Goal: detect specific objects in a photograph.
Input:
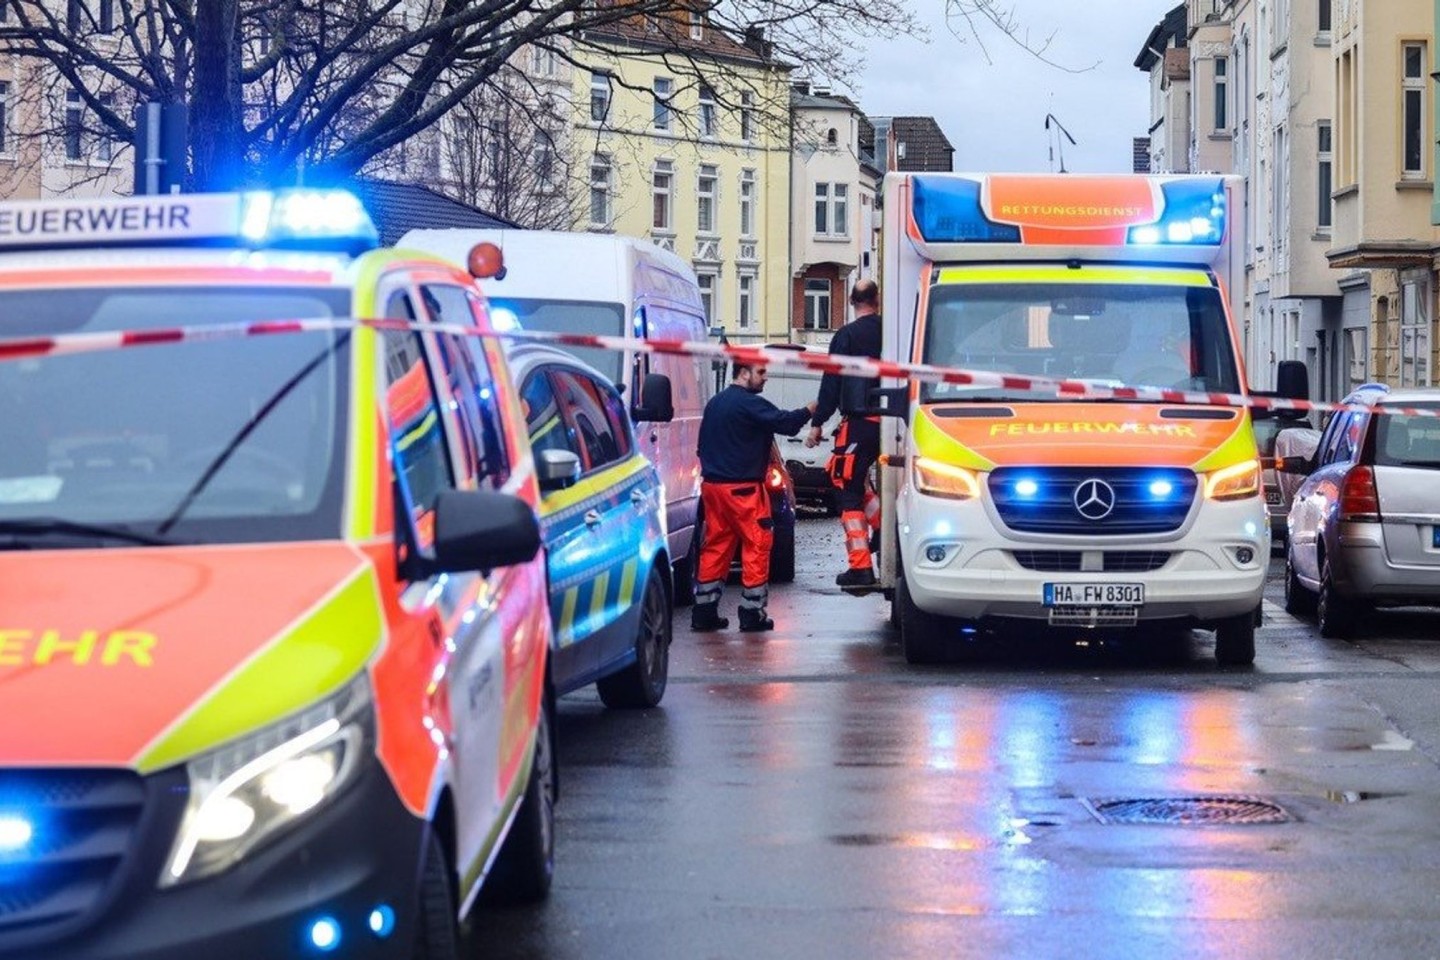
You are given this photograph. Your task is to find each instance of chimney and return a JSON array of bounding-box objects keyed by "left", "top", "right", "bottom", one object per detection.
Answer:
[{"left": 743, "top": 24, "right": 772, "bottom": 58}]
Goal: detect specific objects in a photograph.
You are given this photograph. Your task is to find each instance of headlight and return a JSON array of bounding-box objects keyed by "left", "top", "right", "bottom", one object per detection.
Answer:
[
  {"left": 1204, "top": 459, "right": 1261, "bottom": 501},
  {"left": 913, "top": 457, "right": 980, "bottom": 500},
  {"left": 161, "top": 674, "right": 373, "bottom": 887}
]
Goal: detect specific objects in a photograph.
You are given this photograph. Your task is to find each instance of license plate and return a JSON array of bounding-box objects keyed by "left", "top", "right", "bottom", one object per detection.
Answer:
[
  {"left": 1265, "top": 490, "right": 1281, "bottom": 505},
  {"left": 1043, "top": 582, "right": 1145, "bottom": 606},
  {"left": 1433, "top": 527, "right": 1440, "bottom": 548}
]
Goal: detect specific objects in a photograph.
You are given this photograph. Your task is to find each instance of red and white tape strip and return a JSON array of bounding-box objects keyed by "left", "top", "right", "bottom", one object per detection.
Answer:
[{"left": 0, "top": 316, "right": 1435, "bottom": 420}]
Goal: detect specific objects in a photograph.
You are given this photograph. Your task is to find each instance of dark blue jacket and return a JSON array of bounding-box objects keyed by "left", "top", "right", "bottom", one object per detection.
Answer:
[{"left": 698, "top": 385, "right": 811, "bottom": 482}]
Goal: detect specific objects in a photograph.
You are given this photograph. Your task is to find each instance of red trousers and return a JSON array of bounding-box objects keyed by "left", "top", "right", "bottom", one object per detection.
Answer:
[{"left": 697, "top": 480, "right": 773, "bottom": 592}]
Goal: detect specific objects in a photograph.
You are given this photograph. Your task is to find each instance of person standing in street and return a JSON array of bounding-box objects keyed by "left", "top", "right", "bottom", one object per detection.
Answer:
[
  {"left": 693, "top": 361, "right": 816, "bottom": 633},
  {"left": 805, "top": 279, "right": 883, "bottom": 589}
]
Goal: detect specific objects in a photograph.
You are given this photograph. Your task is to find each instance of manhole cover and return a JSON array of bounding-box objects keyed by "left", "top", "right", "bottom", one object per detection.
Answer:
[{"left": 1082, "top": 796, "right": 1294, "bottom": 825}]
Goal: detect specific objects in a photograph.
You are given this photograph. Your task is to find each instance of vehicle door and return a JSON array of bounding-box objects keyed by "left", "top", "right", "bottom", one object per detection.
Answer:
[
  {"left": 1293, "top": 409, "right": 1358, "bottom": 580},
  {"left": 547, "top": 366, "right": 651, "bottom": 669},
  {"left": 638, "top": 306, "right": 705, "bottom": 557},
  {"left": 1371, "top": 407, "right": 1440, "bottom": 568},
  {"left": 389, "top": 281, "right": 514, "bottom": 889},
  {"left": 522, "top": 366, "right": 602, "bottom": 688}
]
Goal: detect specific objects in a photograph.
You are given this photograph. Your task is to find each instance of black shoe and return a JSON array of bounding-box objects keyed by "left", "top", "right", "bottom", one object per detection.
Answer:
[
  {"left": 738, "top": 608, "right": 774, "bottom": 632},
  {"left": 835, "top": 568, "right": 877, "bottom": 588},
  {"left": 690, "top": 603, "right": 729, "bottom": 632}
]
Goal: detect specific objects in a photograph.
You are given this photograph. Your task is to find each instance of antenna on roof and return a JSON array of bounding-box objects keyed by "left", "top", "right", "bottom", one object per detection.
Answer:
[{"left": 1043, "top": 113, "right": 1077, "bottom": 174}]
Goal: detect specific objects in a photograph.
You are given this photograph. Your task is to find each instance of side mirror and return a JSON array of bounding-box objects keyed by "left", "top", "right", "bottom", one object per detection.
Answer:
[
  {"left": 432, "top": 490, "right": 540, "bottom": 573},
  {"left": 536, "top": 448, "right": 581, "bottom": 491},
  {"left": 631, "top": 373, "right": 674, "bottom": 423},
  {"left": 1274, "top": 454, "right": 1317, "bottom": 476},
  {"left": 866, "top": 386, "right": 910, "bottom": 422},
  {"left": 1276, "top": 359, "right": 1309, "bottom": 401}
]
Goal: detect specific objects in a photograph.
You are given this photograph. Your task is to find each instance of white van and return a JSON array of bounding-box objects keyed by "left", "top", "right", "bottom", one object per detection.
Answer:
[{"left": 399, "top": 228, "right": 713, "bottom": 603}]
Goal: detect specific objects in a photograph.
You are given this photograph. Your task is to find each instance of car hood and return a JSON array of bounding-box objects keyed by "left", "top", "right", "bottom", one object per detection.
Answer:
[
  {"left": 912, "top": 402, "right": 1255, "bottom": 471},
  {"left": 0, "top": 542, "right": 384, "bottom": 772}
]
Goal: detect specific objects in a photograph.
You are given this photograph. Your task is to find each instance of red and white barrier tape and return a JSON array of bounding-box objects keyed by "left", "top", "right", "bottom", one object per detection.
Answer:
[{"left": 0, "top": 316, "right": 1435, "bottom": 421}]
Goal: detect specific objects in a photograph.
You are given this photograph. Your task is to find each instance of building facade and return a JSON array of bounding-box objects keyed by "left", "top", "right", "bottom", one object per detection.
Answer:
[{"left": 1135, "top": 4, "right": 1191, "bottom": 174}]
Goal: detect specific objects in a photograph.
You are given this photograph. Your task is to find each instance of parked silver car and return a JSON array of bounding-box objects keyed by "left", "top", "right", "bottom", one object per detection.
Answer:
[{"left": 1281, "top": 384, "right": 1440, "bottom": 637}]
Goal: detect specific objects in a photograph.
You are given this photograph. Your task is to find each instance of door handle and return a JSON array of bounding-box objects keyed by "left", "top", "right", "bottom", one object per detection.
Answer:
[{"left": 584, "top": 509, "right": 602, "bottom": 527}]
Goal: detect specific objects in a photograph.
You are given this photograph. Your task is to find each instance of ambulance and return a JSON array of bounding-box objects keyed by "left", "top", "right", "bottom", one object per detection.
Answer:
[
  {"left": 874, "top": 173, "right": 1307, "bottom": 666},
  {"left": 0, "top": 191, "right": 554, "bottom": 958}
]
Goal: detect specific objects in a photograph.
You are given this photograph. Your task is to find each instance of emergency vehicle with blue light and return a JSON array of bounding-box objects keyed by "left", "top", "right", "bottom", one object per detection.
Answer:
[
  {"left": 874, "top": 173, "right": 1307, "bottom": 665},
  {"left": 0, "top": 190, "right": 554, "bottom": 959}
]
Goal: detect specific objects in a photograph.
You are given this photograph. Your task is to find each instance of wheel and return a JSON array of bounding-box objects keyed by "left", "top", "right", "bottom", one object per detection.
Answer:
[
  {"left": 597, "top": 567, "right": 671, "bottom": 708},
  {"left": 1317, "top": 557, "right": 1357, "bottom": 639},
  {"left": 482, "top": 687, "right": 556, "bottom": 903},
  {"left": 1214, "top": 609, "right": 1257, "bottom": 666},
  {"left": 898, "top": 570, "right": 950, "bottom": 665},
  {"left": 1283, "top": 550, "right": 1316, "bottom": 616},
  {"left": 412, "top": 829, "right": 460, "bottom": 959},
  {"left": 769, "top": 523, "right": 795, "bottom": 584}
]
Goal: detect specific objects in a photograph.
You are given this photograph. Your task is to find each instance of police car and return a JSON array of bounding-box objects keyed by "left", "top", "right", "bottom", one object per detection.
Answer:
[{"left": 0, "top": 191, "right": 554, "bottom": 958}]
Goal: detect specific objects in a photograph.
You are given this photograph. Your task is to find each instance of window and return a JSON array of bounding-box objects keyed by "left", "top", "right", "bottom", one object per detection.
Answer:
[
  {"left": 532, "top": 44, "right": 557, "bottom": 77},
  {"left": 1318, "top": 0, "right": 1331, "bottom": 34},
  {"left": 1214, "top": 57, "right": 1228, "bottom": 131},
  {"left": 1402, "top": 42, "right": 1426, "bottom": 178},
  {"left": 653, "top": 77, "right": 672, "bottom": 132},
  {"left": 739, "top": 170, "right": 756, "bottom": 237},
  {"left": 552, "top": 370, "right": 626, "bottom": 471},
  {"left": 422, "top": 285, "right": 510, "bottom": 488},
  {"left": 652, "top": 160, "right": 673, "bottom": 232},
  {"left": 590, "top": 72, "right": 610, "bottom": 123},
  {"left": 1401, "top": 275, "right": 1431, "bottom": 386},
  {"left": 535, "top": 139, "right": 555, "bottom": 190},
  {"left": 740, "top": 91, "right": 755, "bottom": 142},
  {"left": 814, "top": 183, "right": 830, "bottom": 234},
  {"left": 804, "top": 279, "right": 831, "bottom": 330},
  {"left": 64, "top": 90, "right": 82, "bottom": 161},
  {"left": 689, "top": 11, "right": 703, "bottom": 40},
  {"left": 697, "top": 165, "right": 717, "bottom": 234},
  {"left": 697, "top": 272, "right": 716, "bottom": 322},
  {"left": 383, "top": 331, "right": 452, "bottom": 560},
  {"left": 0, "top": 82, "right": 9, "bottom": 154},
  {"left": 522, "top": 371, "right": 574, "bottom": 461},
  {"left": 589, "top": 154, "right": 611, "bottom": 227},
  {"left": 484, "top": 120, "right": 505, "bottom": 182},
  {"left": 1317, "top": 121, "right": 1333, "bottom": 229},
  {"left": 1345, "top": 327, "right": 1368, "bottom": 390},
  {"left": 1272, "top": 124, "right": 1286, "bottom": 257},
  {"left": 737, "top": 274, "right": 755, "bottom": 330},
  {"left": 833, "top": 184, "right": 849, "bottom": 237},
  {"left": 96, "top": 92, "right": 115, "bottom": 162},
  {"left": 699, "top": 84, "right": 717, "bottom": 138}
]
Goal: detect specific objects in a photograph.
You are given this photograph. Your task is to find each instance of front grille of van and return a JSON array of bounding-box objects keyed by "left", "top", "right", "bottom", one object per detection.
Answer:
[
  {"left": 0, "top": 769, "right": 145, "bottom": 949},
  {"left": 989, "top": 467, "right": 1197, "bottom": 535},
  {"left": 1012, "top": 550, "right": 1172, "bottom": 573}
]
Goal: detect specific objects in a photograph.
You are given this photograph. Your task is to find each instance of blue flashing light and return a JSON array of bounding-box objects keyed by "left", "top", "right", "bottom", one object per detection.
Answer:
[
  {"left": 1127, "top": 178, "right": 1226, "bottom": 247},
  {"left": 240, "top": 189, "right": 378, "bottom": 253},
  {"left": 488, "top": 305, "right": 521, "bottom": 332},
  {"left": 912, "top": 176, "right": 1022, "bottom": 244},
  {"left": 308, "top": 917, "right": 342, "bottom": 952},
  {"left": 1149, "top": 480, "right": 1174, "bottom": 498},
  {"left": 1014, "top": 478, "right": 1039, "bottom": 499},
  {"left": 0, "top": 815, "right": 33, "bottom": 853},
  {"left": 368, "top": 905, "right": 396, "bottom": 939}
]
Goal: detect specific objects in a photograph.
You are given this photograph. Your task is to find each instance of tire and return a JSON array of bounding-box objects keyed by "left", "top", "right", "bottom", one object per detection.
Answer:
[
  {"left": 483, "top": 687, "right": 556, "bottom": 903},
  {"left": 1317, "top": 557, "right": 1357, "bottom": 639},
  {"left": 596, "top": 567, "right": 672, "bottom": 708},
  {"left": 1283, "top": 550, "right": 1316, "bottom": 616},
  {"left": 412, "top": 829, "right": 460, "bottom": 960},
  {"left": 1214, "top": 609, "right": 1257, "bottom": 666},
  {"left": 898, "top": 570, "right": 949, "bottom": 665},
  {"left": 769, "top": 523, "right": 795, "bottom": 584}
]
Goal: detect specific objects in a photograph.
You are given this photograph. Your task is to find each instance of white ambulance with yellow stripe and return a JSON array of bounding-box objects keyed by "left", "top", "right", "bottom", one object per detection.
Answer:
[{"left": 874, "top": 173, "right": 1308, "bottom": 665}]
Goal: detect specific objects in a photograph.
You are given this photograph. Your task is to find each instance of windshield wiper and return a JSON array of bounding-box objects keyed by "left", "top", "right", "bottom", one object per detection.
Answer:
[{"left": 0, "top": 518, "right": 180, "bottom": 548}]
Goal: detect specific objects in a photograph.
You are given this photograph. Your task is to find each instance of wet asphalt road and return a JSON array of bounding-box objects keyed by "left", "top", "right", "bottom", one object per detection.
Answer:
[{"left": 472, "top": 515, "right": 1440, "bottom": 960}]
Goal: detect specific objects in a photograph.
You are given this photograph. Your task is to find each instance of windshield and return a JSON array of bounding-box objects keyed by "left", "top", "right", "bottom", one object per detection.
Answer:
[
  {"left": 0, "top": 285, "right": 350, "bottom": 546},
  {"left": 920, "top": 281, "right": 1241, "bottom": 403},
  {"left": 1375, "top": 405, "right": 1440, "bottom": 468},
  {"left": 492, "top": 298, "right": 625, "bottom": 382}
]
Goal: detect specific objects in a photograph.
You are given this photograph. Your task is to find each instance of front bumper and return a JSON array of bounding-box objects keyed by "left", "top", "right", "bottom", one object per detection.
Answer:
[
  {"left": 897, "top": 487, "right": 1268, "bottom": 624},
  {"left": 3, "top": 758, "right": 427, "bottom": 960}
]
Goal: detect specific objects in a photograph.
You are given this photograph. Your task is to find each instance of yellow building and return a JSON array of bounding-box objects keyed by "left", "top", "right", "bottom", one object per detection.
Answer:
[{"left": 571, "top": 13, "right": 792, "bottom": 344}]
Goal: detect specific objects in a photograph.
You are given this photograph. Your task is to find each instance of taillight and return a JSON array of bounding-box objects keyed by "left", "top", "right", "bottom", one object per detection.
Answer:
[
  {"left": 1339, "top": 465, "right": 1380, "bottom": 521},
  {"left": 767, "top": 466, "right": 785, "bottom": 490}
]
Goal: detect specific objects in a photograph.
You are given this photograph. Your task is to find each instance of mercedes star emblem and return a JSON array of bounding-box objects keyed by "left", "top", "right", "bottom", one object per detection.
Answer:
[{"left": 1073, "top": 478, "right": 1117, "bottom": 520}]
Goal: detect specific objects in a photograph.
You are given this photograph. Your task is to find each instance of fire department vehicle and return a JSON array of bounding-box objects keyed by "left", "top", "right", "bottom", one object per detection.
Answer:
[
  {"left": 873, "top": 173, "right": 1306, "bottom": 666},
  {"left": 0, "top": 190, "right": 553, "bottom": 959}
]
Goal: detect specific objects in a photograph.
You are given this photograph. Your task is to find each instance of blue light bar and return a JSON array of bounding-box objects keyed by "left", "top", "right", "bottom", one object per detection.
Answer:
[
  {"left": 241, "top": 190, "right": 378, "bottom": 253},
  {"left": 912, "top": 176, "right": 1022, "bottom": 244},
  {"left": 1127, "top": 178, "right": 1226, "bottom": 246},
  {"left": 0, "top": 814, "right": 33, "bottom": 854}
]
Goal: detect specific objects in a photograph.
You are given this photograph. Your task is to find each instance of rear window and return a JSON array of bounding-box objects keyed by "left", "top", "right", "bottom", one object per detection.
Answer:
[{"left": 1375, "top": 406, "right": 1440, "bottom": 468}]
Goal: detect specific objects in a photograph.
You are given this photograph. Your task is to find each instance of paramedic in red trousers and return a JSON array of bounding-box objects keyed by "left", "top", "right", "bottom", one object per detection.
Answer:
[
  {"left": 805, "top": 279, "right": 883, "bottom": 589},
  {"left": 692, "top": 361, "right": 817, "bottom": 633}
]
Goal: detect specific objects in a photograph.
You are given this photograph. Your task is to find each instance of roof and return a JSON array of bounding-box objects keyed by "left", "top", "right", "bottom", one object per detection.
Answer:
[
  {"left": 348, "top": 179, "right": 517, "bottom": 246},
  {"left": 885, "top": 117, "right": 955, "bottom": 173},
  {"left": 580, "top": 8, "right": 781, "bottom": 69},
  {"left": 791, "top": 91, "right": 859, "bottom": 112},
  {"left": 1134, "top": 4, "right": 1187, "bottom": 71}
]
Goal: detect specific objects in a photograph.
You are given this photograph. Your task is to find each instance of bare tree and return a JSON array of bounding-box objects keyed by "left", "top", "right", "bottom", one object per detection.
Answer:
[{"left": 0, "top": 1, "right": 1067, "bottom": 192}]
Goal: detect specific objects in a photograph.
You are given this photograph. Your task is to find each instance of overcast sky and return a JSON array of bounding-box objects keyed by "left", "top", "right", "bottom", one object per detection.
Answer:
[{"left": 846, "top": 0, "right": 1181, "bottom": 174}]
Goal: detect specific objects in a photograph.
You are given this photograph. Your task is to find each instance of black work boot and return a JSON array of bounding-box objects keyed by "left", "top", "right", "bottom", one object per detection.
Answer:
[
  {"left": 835, "top": 568, "right": 877, "bottom": 588},
  {"left": 690, "top": 602, "right": 729, "bottom": 632},
  {"left": 738, "top": 607, "right": 774, "bottom": 632}
]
